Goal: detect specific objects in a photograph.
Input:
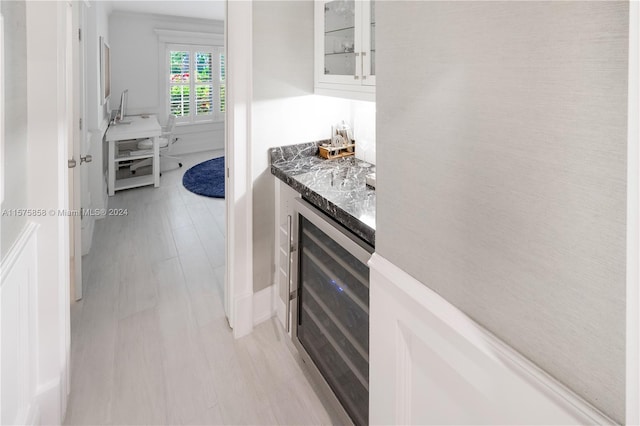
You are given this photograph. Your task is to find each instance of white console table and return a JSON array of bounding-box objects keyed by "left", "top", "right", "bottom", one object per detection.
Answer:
[{"left": 104, "top": 115, "right": 161, "bottom": 196}]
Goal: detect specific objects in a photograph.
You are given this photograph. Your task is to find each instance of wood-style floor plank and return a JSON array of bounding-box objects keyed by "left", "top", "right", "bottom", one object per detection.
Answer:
[
  {"left": 65, "top": 151, "right": 333, "bottom": 426},
  {"left": 111, "top": 308, "right": 167, "bottom": 425}
]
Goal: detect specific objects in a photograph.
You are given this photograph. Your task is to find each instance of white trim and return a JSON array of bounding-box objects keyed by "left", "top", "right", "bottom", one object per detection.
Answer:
[
  {"left": 277, "top": 297, "right": 287, "bottom": 334},
  {"left": 80, "top": 211, "right": 94, "bottom": 256},
  {"left": 234, "top": 291, "right": 254, "bottom": 335},
  {"left": 35, "top": 377, "right": 62, "bottom": 426},
  {"left": 226, "top": 0, "right": 254, "bottom": 338},
  {"left": 253, "top": 284, "right": 277, "bottom": 326},
  {"left": 157, "top": 30, "right": 224, "bottom": 127},
  {"left": 155, "top": 29, "right": 223, "bottom": 46},
  {"left": 369, "top": 253, "right": 615, "bottom": 425},
  {"left": 59, "top": 2, "right": 72, "bottom": 418},
  {"left": 165, "top": 44, "right": 224, "bottom": 125},
  {"left": 0, "top": 222, "right": 39, "bottom": 426},
  {"left": 315, "top": 86, "right": 375, "bottom": 102},
  {"left": 23, "top": 403, "right": 41, "bottom": 426},
  {"left": 21, "top": 3, "right": 71, "bottom": 424},
  {"left": 0, "top": 222, "right": 39, "bottom": 280},
  {"left": 627, "top": 1, "right": 640, "bottom": 424}
]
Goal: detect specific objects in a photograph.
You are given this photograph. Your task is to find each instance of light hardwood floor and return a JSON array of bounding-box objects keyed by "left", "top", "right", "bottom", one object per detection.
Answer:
[{"left": 65, "top": 151, "right": 335, "bottom": 425}]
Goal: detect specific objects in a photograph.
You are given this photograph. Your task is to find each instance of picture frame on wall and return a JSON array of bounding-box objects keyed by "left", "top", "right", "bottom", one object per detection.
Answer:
[{"left": 100, "top": 36, "right": 111, "bottom": 105}]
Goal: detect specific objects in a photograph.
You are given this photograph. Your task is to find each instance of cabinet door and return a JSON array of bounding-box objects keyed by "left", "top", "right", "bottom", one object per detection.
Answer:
[
  {"left": 316, "top": 0, "right": 362, "bottom": 85},
  {"left": 361, "top": 0, "right": 375, "bottom": 86},
  {"left": 315, "top": 0, "right": 375, "bottom": 101}
]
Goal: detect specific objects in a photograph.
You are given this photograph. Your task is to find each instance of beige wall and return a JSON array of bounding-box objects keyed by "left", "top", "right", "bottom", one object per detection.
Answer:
[
  {"left": 1, "top": 0, "right": 28, "bottom": 259},
  {"left": 376, "top": 1, "right": 628, "bottom": 422},
  {"left": 251, "top": 1, "right": 356, "bottom": 292}
]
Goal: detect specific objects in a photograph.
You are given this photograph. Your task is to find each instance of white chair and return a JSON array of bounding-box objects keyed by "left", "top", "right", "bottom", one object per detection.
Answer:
[{"left": 130, "top": 114, "right": 182, "bottom": 174}]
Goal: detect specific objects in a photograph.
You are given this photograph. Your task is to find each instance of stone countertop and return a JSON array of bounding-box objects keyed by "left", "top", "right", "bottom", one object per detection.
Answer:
[{"left": 270, "top": 141, "right": 376, "bottom": 247}]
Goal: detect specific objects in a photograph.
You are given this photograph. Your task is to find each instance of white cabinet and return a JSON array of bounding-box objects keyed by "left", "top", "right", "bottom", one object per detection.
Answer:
[
  {"left": 104, "top": 115, "right": 161, "bottom": 196},
  {"left": 314, "top": 0, "right": 376, "bottom": 101}
]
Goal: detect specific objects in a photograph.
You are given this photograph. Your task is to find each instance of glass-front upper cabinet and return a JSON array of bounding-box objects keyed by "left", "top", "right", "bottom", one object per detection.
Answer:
[{"left": 315, "top": 0, "right": 375, "bottom": 101}]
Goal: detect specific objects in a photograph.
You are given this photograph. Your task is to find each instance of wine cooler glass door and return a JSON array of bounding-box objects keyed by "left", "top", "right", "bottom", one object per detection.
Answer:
[{"left": 291, "top": 198, "right": 372, "bottom": 426}]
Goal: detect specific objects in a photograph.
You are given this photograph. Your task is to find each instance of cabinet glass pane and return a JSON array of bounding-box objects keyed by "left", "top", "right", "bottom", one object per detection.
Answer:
[
  {"left": 370, "top": 0, "right": 375, "bottom": 76},
  {"left": 297, "top": 216, "right": 369, "bottom": 426},
  {"left": 324, "top": 0, "right": 356, "bottom": 76}
]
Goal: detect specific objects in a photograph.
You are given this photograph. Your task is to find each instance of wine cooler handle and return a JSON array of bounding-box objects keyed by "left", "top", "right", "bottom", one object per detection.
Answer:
[{"left": 286, "top": 214, "right": 293, "bottom": 333}]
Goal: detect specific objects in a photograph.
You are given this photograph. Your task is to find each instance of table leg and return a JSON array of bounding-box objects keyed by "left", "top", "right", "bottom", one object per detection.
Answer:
[
  {"left": 153, "top": 136, "right": 160, "bottom": 188},
  {"left": 108, "top": 140, "right": 115, "bottom": 196}
]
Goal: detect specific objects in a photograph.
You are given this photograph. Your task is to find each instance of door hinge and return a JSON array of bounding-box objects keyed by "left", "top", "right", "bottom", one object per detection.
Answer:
[
  {"left": 79, "top": 118, "right": 83, "bottom": 130},
  {"left": 227, "top": 167, "right": 230, "bottom": 178},
  {"left": 78, "top": 28, "right": 82, "bottom": 41}
]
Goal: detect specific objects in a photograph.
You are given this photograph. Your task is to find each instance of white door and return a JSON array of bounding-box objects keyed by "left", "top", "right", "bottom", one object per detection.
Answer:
[{"left": 69, "top": 1, "right": 82, "bottom": 301}]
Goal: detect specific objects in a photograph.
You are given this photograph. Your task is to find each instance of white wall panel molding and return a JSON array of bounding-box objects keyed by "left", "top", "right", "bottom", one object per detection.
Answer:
[
  {"left": 170, "top": 122, "right": 225, "bottom": 156},
  {"left": 154, "top": 29, "right": 223, "bottom": 46},
  {"left": 0, "top": 222, "right": 40, "bottom": 426},
  {"left": 369, "top": 253, "right": 615, "bottom": 425},
  {"left": 253, "top": 283, "right": 277, "bottom": 326},
  {"left": 234, "top": 291, "right": 254, "bottom": 338},
  {"left": 226, "top": 0, "right": 254, "bottom": 337},
  {"left": 35, "top": 377, "right": 62, "bottom": 426}
]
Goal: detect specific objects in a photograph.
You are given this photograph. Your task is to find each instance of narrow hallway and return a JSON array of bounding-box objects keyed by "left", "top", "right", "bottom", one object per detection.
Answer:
[{"left": 65, "top": 151, "right": 333, "bottom": 425}]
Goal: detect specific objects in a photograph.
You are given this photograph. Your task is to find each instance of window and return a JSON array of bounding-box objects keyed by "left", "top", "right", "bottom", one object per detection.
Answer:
[{"left": 168, "top": 44, "right": 224, "bottom": 123}]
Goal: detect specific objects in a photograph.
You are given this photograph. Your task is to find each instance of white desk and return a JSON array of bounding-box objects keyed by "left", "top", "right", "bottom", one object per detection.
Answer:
[{"left": 105, "top": 115, "right": 161, "bottom": 196}]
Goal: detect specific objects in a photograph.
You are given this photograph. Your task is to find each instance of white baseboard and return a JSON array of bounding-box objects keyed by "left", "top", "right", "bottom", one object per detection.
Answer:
[
  {"left": 101, "top": 172, "right": 108, "bottom": 213},
  {"left": 23, "top": 403, "right": 41, "bottom": 426},
  {"left": 171, "top": 139, "right": 224, "bottom": 156},
  {"left": 233, "top": 291, "right": 254, "bottom": 338},
  {"left": 276, "top": 297, "right": 287, "bottom": 332},
  {"left": 171, "top": 126, "right": 224, "bottom": 156},
  {"left": 369, "top": 253, "right": 614, "bottom": 425},
  {"left": 36, "top": 377, "right": 62, "bottom": 426},
  {"left": 80, "top": 215, "right": 94, "bottom": 256},
  {"left": 253, "top": 284, "right": 277, "bottom": 326}
]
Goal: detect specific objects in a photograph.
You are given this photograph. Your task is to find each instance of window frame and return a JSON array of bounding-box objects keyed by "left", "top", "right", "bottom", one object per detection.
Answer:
[
  {"left": 156, "top": 29, "right": 224, "bottom": 127},
  {"left": 166, "top": 43, "right": 224, "bottom": 125}
]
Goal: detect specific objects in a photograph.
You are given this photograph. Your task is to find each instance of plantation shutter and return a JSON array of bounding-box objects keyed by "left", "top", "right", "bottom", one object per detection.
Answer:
[
  {"left": 219, "top": 53, "right": 225, "bottom": 114},
  {"left": 167, "top": 44, "right": 225, "bottom": 124},
  {"left": 195, "top": 51, "right": 213, "bottom": 120},
  {"left": 169, "top": 50, "right": 190, "bottom": 119}
]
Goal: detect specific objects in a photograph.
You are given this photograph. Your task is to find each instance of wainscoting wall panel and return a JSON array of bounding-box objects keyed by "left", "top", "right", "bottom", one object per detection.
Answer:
[
  {"left": 369, "top": 253, "right": 614, "bottom": 425},
  {"left": 0, "top": 222, "right": 40, "bottom": 425}
]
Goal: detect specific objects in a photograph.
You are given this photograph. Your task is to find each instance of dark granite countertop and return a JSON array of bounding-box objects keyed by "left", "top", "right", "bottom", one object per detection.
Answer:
[{"left": 270, "top": 141, "right": 376, "bottom": 247}]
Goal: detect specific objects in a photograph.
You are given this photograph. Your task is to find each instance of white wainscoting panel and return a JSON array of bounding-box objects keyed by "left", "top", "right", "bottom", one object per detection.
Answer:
[
  {"left": 170, "top": 123, "right": 224, "bottom": 156},
  {"left": 369, "top": 253, "right": 614, "bottom": 425},
  {"left": 253, "top": 283, "right": 277, "bottom": 326},
  {"left": 0, "top": 222, "right": 40, "bottom": 426}
]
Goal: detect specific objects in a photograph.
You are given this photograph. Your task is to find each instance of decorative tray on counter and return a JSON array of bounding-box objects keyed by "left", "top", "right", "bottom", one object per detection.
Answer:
[{"left": 318, "top": 143, "right": 355, "bottom": 160}]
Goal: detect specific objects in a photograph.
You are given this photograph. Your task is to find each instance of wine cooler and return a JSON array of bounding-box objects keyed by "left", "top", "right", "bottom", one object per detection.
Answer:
[{"left": 290, "top": 198, "right": 373, "bottom": 426}]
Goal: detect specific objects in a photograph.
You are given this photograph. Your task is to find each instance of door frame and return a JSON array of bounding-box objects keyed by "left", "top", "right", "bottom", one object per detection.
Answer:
[
  {"left": 24, "top": 1, "right": 72, "bottom": 421},
  {"left": 626, "top": 1, "right": 639, "bottom": 424},
  {"left": 225, "top": 0, "right": 254, "bottom": 338},
  {"left": 70, "top": 1, "right": 85, "bottom": 301}
]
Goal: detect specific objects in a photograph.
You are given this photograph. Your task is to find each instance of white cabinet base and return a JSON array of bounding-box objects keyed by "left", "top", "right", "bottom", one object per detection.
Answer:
[{"left": 369, "top": 253, "right": 614, "bottom": 425}]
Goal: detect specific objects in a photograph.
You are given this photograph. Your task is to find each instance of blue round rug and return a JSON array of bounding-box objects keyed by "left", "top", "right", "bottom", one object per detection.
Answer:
[{"left": 182, "top": 157, "right": 225, "bottom": 198}]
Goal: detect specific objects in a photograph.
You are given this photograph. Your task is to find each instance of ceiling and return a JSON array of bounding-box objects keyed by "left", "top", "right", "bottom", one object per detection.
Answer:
[{"left": 107, "top": 0, "right": 225, "bottom": 21}]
